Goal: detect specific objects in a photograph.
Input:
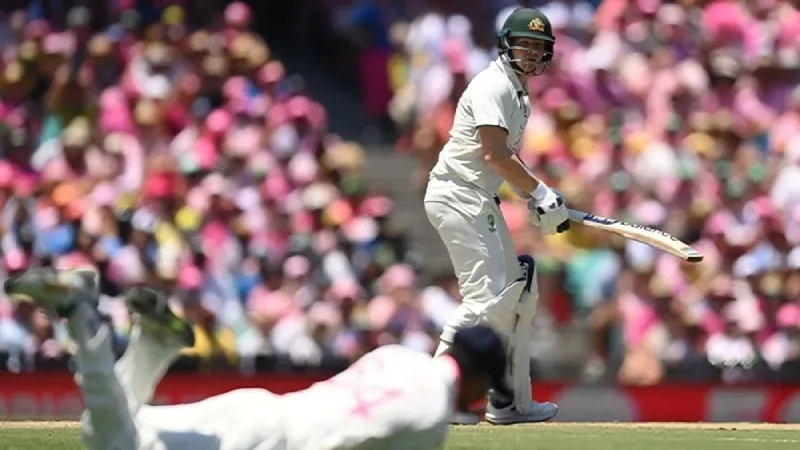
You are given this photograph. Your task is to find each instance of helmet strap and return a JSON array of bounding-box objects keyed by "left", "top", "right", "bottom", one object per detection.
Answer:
[
  {"left": 500, "top": 50, "right": 550, "bottom": 77},
  {"left": 498, "top": 35, "right": 552, "bottom": 77}
]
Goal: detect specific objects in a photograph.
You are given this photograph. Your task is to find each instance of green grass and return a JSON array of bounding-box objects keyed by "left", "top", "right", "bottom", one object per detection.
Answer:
[{"left": 2, "top": 422, "right": 799, "bottom": 449}]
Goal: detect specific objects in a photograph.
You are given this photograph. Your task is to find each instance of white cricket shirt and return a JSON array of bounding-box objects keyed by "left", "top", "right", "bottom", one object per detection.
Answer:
[
  {"left": 132, "top": 347, "right": 459, "bottom": 450},
  {"left": 282, "top": 345, "right": 460, "bottom": 450},
  {"left": 429, "top": 57, "right": 530, "bottom": 194}
]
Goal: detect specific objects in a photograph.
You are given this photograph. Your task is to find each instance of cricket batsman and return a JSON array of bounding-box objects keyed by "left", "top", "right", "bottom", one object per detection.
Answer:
[
  {"left": 4, "top": 268, "right": 513, "bottom": 450},
  {"left": 424, "top": 8, "right": 568, "bottom": 424}
]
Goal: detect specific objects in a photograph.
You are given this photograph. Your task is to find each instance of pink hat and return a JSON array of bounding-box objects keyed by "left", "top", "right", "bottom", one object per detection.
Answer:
[
  {"left": 328, "top": 279, "right": 363, "bottom": 302},
  {"left": 179, "top": 73, "right": 201, "bottom": 97},
  {"left": 778, "top": 12, "right": 800, "bottom": 46},
  {"left": 43, "top": 32, "right": 75, "bottom": 55},
  {"left": 313, "top": 229, "right": 338, "bottom": 254},
  {"left": 708, "top": 274, "right": 733, "bottom": 298},
  {"left": 15, "top": 173, "right": 38, "bottom": 197},
  {"left": 201, "top": 221, "right": 230, "bottom": 248},
  {"left": 283, "top": 255, "right": 310, "bottom": 278},
  {"left": 205, "top": 109, "right": 233, "bottom": 136},
  {"left": 632, "top": 200, "right": 667, "bottom": 226},
  {"left": 89, "top": 182, "right": 118, "bottom": 207},
  {"left": 308, "top": 301, "right": 342, "bottom": 327},
  {"left": 381, "top": 264, "right": 416, "bottom": 292},
  {"left": 194, "top": 135, "right": 219, "bottom": 169},
  {"left": 225, "top": 2, "right": 253, "bottom": 27},
  {"left": 359, "top": 195, "right": 393, "bottom": 217},
  {"left": 542, "top": 88, "right": 568, "bottom": 110},
  {"left": 636, "top": 0, "right": 660, "bottom": 15},
  {"left": 100, "top": 87, "right": 127, "bottom": 109},
  {"left": 100, "top": 105, "right": 135, "bottom": 134},
  {"left": 750, "top": 196, "right": 777, "bottom": 219},
  {"left": 178, "top": 265, "right": 203, "bottom": 290},
  {"left": 0, "top": 161, "right": 14, "bottom": 189},
  {"left": 288, "top": 152, "right": 319, "bottom": 185},
  {"left": 366, "top": 295, "right": 397, "bottom": 329},
  {"left": 258, "top": 61, "right": 285, "bottom": 85},
  {"left": 186, "top": 186, "right": 210, "bottom": 212},
  {"left": 225, "top": 126, "right": 261, "bottom": 157},
  {"left": 248, "top": 289, "right": 295, "bottom": 320},
  {"left": 703, "top": 1, "right": 747, "bottom": 38},
  {"left": 291, "top": 210, "right": 315, "bottom": 233},
  {"left": 55, "top": 252, "right": 93, "bottom": 271},
  {"left": 4, "top": 249, "right": 29, "bottom": 272},
  {"left": 342, "top": 216, "right": 378, "bottom": 243},
  {"left": 43, "top": 33, "right": 62, "bottom": 54},
  {"left": 144, "top": 173, "right": 176, "bottom": 199},
  {"left": 263, "top": 171, "right": 291, "bottom": 200},
  {"left": 287, "top": 96, "right": 314, "bottom": 119},
  {"left": 704, "top": 211, "right": 732, "bottom": 237},
  {"left": 268, "top": 104, "right": 290, "bottom": 127},
  {"left": 776, "top": 303, "right": 800, "bottom": 329},
  {"left": 223, "top": 76, "right": 248, "bottom": 101}
]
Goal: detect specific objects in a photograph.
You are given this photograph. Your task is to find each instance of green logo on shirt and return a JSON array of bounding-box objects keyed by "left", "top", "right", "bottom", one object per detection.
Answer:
[{"left": 488, "top": 214, "right": 497, "bottom": 233}]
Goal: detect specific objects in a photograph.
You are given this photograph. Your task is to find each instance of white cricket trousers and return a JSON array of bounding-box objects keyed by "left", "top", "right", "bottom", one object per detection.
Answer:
[
  {"left": 68, "top": 301, "right": 285, "bottom": 450},
  {"left": 67, "top": 299, "right": 182, "bottom": 450},
  {"left": 424, "top": 177, "right": 523, "bottom": 348}
]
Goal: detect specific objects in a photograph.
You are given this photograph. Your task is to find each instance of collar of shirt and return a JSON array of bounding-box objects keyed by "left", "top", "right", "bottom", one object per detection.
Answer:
[{"left": 493, "top": 57, "right": 527, "bottom": 98}]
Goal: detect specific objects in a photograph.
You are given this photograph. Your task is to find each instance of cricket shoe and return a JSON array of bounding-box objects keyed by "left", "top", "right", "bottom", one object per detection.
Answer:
[
  {"left": 485, "top": 400, "right": 558, "bottom": 425},
  {"left": 3, "top": 268, "right": 99, "bottom": 318},
  {"left": 124, "top": 287, "right": 195, "bottom": 348}
]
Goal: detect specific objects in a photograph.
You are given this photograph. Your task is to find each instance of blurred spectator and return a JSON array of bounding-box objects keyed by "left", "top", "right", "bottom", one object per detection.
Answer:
[
  {"left": 3, "top": 0, "right": 800, "bottom": 384},
  {"left": 0, "top": 1, "right": 426, "bottom": 371}
]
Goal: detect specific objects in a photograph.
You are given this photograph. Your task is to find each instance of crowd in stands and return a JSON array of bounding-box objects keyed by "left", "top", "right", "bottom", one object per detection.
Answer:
[
  {"left": 2, "top": 0, "right": 800, "bottom": 386},
  {"left": 387, "top": 0, "right": 800, "bottom": 383},
  {"left": 0, "top": 1, "right": 460, "bottom": 373}
]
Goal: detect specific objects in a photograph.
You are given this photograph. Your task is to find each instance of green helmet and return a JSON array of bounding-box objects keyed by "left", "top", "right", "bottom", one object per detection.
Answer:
[{"left": 497, "top": 8, "right": 555, "bottom": 76}]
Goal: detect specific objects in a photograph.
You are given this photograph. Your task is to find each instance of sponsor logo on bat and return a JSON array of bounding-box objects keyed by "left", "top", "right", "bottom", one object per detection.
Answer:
[
  {"left": 583, "top": 214, "right": 617, "bottom": 226},
  {"left": 584, "top": 215, "right": 678, "bottom": 241}
]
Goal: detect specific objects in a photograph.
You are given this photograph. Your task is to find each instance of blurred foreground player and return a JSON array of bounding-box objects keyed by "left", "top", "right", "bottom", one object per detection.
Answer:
[{"left": 4, "top": 268, "right": 513, "bottom": 450}]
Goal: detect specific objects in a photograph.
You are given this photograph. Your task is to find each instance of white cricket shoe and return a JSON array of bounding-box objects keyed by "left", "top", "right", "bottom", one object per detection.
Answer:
[
  {"left": 3, "top": 267, "right": 98, "bottom": 318},
  {"left": 125, "top": 286, "right": 196, "bottom": 348},
  {"left": 485, "top": 400, "right": 558, "bottom": 425}
]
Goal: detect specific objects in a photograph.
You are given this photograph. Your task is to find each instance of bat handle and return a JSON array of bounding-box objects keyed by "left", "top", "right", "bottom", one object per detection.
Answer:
[{"left": 567, "top": 209, "right": 590, "bottom": 222}]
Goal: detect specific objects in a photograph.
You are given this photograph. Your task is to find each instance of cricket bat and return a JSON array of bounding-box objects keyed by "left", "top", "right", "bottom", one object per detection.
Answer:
[{"left": 567, "top": 209, "right": 704, "bottom": 263}]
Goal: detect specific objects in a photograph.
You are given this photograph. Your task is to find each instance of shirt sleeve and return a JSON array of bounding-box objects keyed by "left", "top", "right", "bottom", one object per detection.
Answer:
[{"left": 470, "top": 80, "right": 514, "bottom": 131}]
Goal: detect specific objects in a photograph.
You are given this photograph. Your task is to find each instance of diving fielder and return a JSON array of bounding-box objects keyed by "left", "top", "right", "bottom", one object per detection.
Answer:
[
  {"left": 4, "top": 268, "right": 512, "bottom": 450},
  {"left": 425, "top": 8, "right": 568, "bottom": 424}
]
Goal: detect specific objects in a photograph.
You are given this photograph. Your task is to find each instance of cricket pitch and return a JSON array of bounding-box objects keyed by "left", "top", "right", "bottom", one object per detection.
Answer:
[{"left": 1, "top": 421, "right": 799, "bottom": 449}]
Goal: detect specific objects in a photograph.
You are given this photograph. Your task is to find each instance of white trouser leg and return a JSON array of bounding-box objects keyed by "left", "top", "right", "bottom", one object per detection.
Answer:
[
  {"left": 115, "top": 323, "right": 185, "bottom": 416},
  {"left": 426, "top": 195, "right": 543, "bottom": 411},
  {"left": 425, "top": 196, "right": 522, "bottom": 347},
  {"left": 67, "top": 301, "right": 139, "bottom": 450}
]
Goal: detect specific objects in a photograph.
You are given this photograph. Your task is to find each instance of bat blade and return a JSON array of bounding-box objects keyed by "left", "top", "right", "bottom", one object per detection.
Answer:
[{"left": 567, "top": 209, "right": 704, "bottom": 263}]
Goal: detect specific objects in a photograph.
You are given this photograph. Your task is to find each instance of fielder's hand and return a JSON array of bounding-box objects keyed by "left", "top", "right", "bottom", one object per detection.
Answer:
[{"left": 528, "top": 184, "right": 570, "bottom": 235}]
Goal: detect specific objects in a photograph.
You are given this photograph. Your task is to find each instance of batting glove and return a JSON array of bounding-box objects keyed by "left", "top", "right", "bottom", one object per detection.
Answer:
[{"left": 528, "top": 183, "right": 570, "bottom": 235}]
